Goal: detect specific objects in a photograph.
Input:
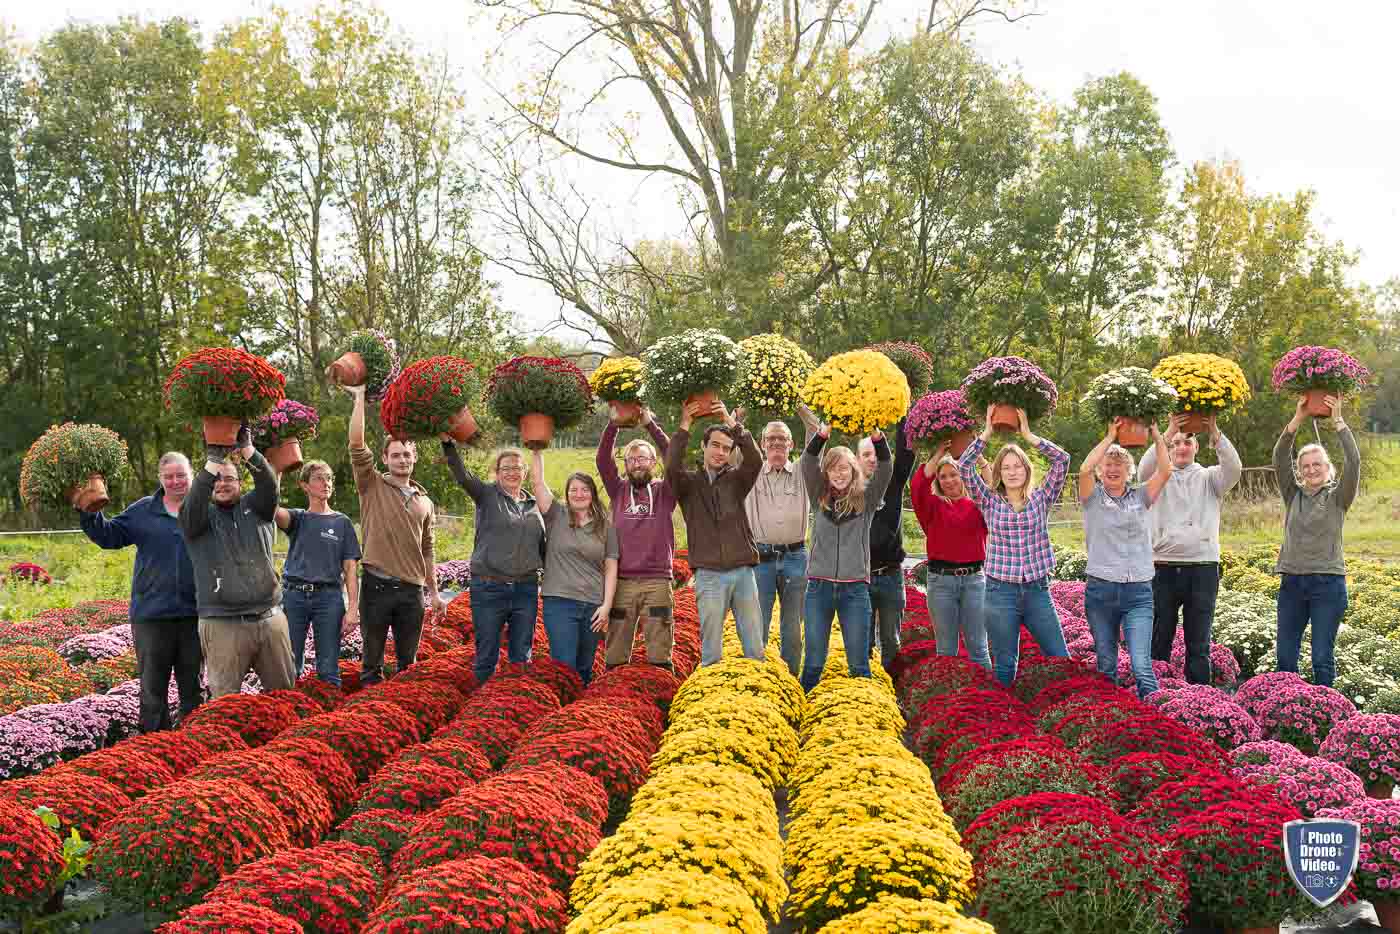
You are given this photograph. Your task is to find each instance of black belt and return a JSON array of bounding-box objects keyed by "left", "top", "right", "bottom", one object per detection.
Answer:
[
  {"left": 363, "top": 568, "right": 421, "bottom": 589},
  {"left": 928, "top": 561, "right": 984, "bottom": 577},
  {"left": 211, "top": 606, "right": 278, "bottom": 622},
  {"left": 285, "top": 580, "right": 338, "bottom": 592},
  {"left": 871, "top": 564, "right": 902, "bottom": 577},
  {"left": 1154, "top": 561, "right": 1218, "bottom": 569},
  {"left": 757, "top": 541, "right": 805, "bottom": 561}
]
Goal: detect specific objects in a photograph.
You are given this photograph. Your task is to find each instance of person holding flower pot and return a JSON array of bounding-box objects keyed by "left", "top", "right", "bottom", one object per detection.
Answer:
[
  {"left": 1079, "top": 421, "right": 1172, "bottom": 699},
  {"left": 798, "top": 419, "right": 893, "bottom": 691},
  {"left": 443, "top": 440, "right": 545, "bottom": 683},
  {"left": 860, "top": 417, "right": 916, "bottom": 672},
  {"left": 79, "top": 452, "right": 202, "bottom": 731},
  {"left": 530, "top": 453, "right": 618, "bottom": 686},
  {"left": 1138, "top": 411, "right": 1242, "bottom": 684},
  {"left": 910, "top": 443, "right": 993, "bottom": 671},
  {"left": 180, "top": 424, "right": 295, "bottom": 698},
  {"left": 274, "top": 461, "right": 361, "bottom": 686},
  {"left": 348, "top": 387, "right": 444, "bottom": 686},
  {"left": 665, "top": 400, "right": 765, "bottom": 666},
  {"left": 1274, "top": 394, "right": 1360, "bottom": 688},
  {"left": 958, "top": 406, "right": 1072, "bottom": 687}
]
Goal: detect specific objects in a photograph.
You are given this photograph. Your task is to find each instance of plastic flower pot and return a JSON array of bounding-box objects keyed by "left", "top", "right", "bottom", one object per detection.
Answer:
[
  {"left": 447, "top": 406, "right": 478, "bottom": 444},
  {"left": 264, "top": 439, "right": 304, "bottom": 474},
  {"left": 1304, "top": 389, "right": 1332, "bottom": 417},
  {"left": 203, "top": 416, "right": 241, "bottom": 446},
  {"left": 68, "top": 474, "right": 110, "bottom": 513},
  {"left": 610, "top": 400, "right": 643, "bottom": 426},
  {"left": 519, "top": 413, "right": 555, "bottom": 450},
  {"left": 1179, "top": 412, "right": 1208, "bottom": 434},
  {"left": 1374, "top": 898, "right": 1400, "bottom": 933},
  {"left": 327, "top": 351, "right": 369, "bottom": 388},
  {"left": 1114, "top": 416, "right": 1149, "bottom": 448},
  {"left": 949, "top": 429, "right": 976, "bottom": 458},
  {"left": 685, "top": 389, "right": 720, "bottom": 417},
  {"left": 990, "top": 404, "right": 1019, "bottom": 432}
]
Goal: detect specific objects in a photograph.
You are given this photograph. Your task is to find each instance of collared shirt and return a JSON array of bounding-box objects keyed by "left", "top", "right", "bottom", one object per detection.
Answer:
[
  {"left": 959, "top": 437, "right": 1071, "bottom": 584},
  {"left": 744, "top": 459, "right": 809, "bottom": 545},
  {"left": 1082, "top": 484, "right": 1155, "bottom": 583}
]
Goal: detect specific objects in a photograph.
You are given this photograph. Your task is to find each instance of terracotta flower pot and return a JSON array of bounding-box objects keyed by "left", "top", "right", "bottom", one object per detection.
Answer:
[
  {"left": 1369, "top": 778, "right": 1395, "bottom": 800},
  {"left": 1232, "top": 926, "right": 1279, "bottom": 934},
  {"left": 948, "top": 429, "right": 976, "bottom": 458},
  {"left": 1179, "top": 411, "right": 1208, "bottom": 434},
  {"left": 326, "top": 351, "right": 368, "bottom": 388},
  {"left": 1374, "top": 897, "right": 1400, "bottom": 933},
  {"left": 610, "top": 400, "right": 643, "bottom": 426},
  {"left": 519, "top": 413, "right": 555, "bottom": 450},
  {"left": 68, "top": 474, "right": 109, "bottom": 513},
  {"left": 202, "top": 415, "right": 241, "bottom": 446},
  {"left": 684, "top": 389, "right": 720, "bottom": 417},
  {"left": 446, "top": 406, "right": 478, "bottom": 444},
  {"left": 989, "top": 403, "right": 1019, "bottom": 432},
  {"left": 1304, "top": 388, "right": 1332, "bottom": 417},
  {"left": 1114, "top": 416, "right": 1150, "bottom": 448},
  {"left": 263, "top": 439, "right": 304, "bottom": 474}
]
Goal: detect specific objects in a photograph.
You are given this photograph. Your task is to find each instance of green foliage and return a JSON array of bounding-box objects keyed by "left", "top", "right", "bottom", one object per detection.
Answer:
[
  {"left": 19, "top": 425, "right": 131, "bottom": 512},
  {"left": 1081, "top": 368, "right": 1179, "bottom": 423},
  {"left": 484, "top": 357, "right": 593, "bottom": 428}
]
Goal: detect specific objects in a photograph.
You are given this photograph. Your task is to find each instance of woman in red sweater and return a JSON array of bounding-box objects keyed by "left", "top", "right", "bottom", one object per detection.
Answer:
[{"left": 911, "top": 442, "right": 993, "bottom": 670}]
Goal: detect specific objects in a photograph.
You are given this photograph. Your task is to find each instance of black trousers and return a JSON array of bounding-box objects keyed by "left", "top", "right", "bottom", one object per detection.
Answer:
[
  {"left": 130, "top": 618, "right": 203, "bottom": 733},
  {"left": 1149, "top": 563, "right": 1219, "bottom": 685},
  {"left": 360, "top": 574, "right": 425, "bottom": 684}
]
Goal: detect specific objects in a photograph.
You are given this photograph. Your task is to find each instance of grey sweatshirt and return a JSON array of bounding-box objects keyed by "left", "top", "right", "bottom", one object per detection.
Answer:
[
  {"left": 1273, "top": 426, "right": 1360, "bottom": 576},
  {"left": 179, "top": 451, "right": 281, "bottom": 618},
  {"left": 1137, "top": 433, "right": 1243, "bottom": 563},
  {"left": 443, "top": 442, "right": 545, "bottom": 579},
  {"left": 800, "top": 434, "right": 893, "bottom": 582}
]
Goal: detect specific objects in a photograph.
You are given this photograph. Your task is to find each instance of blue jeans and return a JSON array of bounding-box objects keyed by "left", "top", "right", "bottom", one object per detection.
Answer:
[
  {"left": 542, "top": 596, "right": 601, "bottom": 686},
  {"left": 867, "top": 572, "right": 906, "bottom": 670},
  {"left": 801, "top": 579, "right": 873, "bottom": 692},
  {"left": 1085, "top": 577, "right": 1157, "bottom": 698},
  {"left": 693, "top": 567, "right": 765, "bottom": 666},
  {"left": 983, "top": 576, "right": 1069, "bottom": 687},
  {"left": 928, "top": 572, "right": 992, "bottom": 671},
  {"left": 753, "top": 547, "right": 806, "bottom": 677},
  {"left": 283, "top": 584, "right": 345, "bottom": 685},
  {"left": 1277, "top": 573, "right": 1348, "bottom": 687},
  {"left": 470, "top": 579, "right": 538, "bottom": 683}
]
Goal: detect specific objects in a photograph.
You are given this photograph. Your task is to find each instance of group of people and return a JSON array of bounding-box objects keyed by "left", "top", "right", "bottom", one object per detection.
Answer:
[{"left": 79, "top": 381, "right": 1359, "bottom": 734}]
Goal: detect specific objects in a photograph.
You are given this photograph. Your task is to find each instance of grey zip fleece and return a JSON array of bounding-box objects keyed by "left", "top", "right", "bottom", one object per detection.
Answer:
[
  {"left": 179, "top": 450, "right": 281, "bottom": 618},
  {"left": 800, "top": 434, "right": 892, "bottom": 582}
]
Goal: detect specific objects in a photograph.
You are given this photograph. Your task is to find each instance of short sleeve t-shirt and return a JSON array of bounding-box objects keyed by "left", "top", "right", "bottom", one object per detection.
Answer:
[
  {"left": 541, "top": 502, "right": 619, "bottom": 605},
  {"left": 1082, "top": 485, "right": 1154, "bottom": 584},
  {"left": 282, "top": 510, "right": 362, "bottom": 585}
]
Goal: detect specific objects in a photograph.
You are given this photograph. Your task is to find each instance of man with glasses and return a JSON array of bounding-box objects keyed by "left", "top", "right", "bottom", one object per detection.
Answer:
[
  {"left": 666, "top": 400, "right": 765, "bottom": 666},
  {"left": 595, "top": 404, "right": 678, "bottom": 671},
  {"left": 1138, "top": 412, "right": 1242, "bottom": 684},
  {"left": 744, "top": 407, "right": 820, "bottom": 676},
  {"left": 180, "top": 424, "right": 295, "bottom": 698}
]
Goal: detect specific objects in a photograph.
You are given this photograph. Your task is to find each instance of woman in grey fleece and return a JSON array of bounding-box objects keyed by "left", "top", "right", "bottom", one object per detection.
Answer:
[{"left": 1273, "top": 394, "right": 1360, "bottom": 688}]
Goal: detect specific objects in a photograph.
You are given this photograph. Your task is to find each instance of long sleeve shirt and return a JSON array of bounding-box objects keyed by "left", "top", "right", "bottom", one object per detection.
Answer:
[
  {"left": 743, "top": 421, "right": 820, "bottom": 546},
  {"left": 179, "top": 451, "right": 281, "bottom": 618},
  {"left": 80, "top": 487, "right": 198, "bottom": 622},
  {"left": 959, "top": 436, "right": 1070, "bottom": 584},
  {"left": 869, "top": 418, "right": 916, "bottom": 571},
  {"left": 443, "top": 442, "right": 544, "bottom": 579},
  {"left": 909, "top": 470, "right": 987, "bottom": 564},
  {"left": 665, "top": 425, "right": 762, "bottom": 571},
  {"left": 1273, "top": 426, "right": 1360, "bottom": 576},
  {"left": 800, "top": 434, "right": 893, "bottom": 582},
  {"left": 351, "top": 444, "right": 436, "bottom": 587},
  {"left": 1137, "top": 433, "right": 1242, "bottom": 562},
  {"left": 596, "top": 421, "right": 677, "bottom": 579}
]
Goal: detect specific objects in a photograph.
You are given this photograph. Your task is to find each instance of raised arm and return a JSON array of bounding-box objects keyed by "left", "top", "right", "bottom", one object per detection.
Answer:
[
  {"left": 1079, "top": 424, "right": 1119, "bottom": 504},
  {"left": 179, "top": 466, "right": 216, "bottom": 541},
  {"left": 441, "top": 440, "right": 487, "bottom": 502},
  {"left": 643, "top": 412, "right": 670, "bottom": 458},
  {"left": 865, "top": 432, "right": 894, "bottom": 510},
  {"left": 1275, "top": 399, "right": 1305, "bottom": 507},
  {"left": 347, "top": 386, "right": 378, "bottom": 495},
  {"left": 595, "top": 422, "right": 623, "bottom": 496},
  {"left": 1144, "top": 424, "right": 1172, "bottom": 505},
  {"left": 79, "top": 503, "right": 138, "bottom": 550},
  {"left": 1335, "top": 399, "right": 1361, "bottom": 510},
  {"left": 1206, "top": 416, "right": 1243, "bottom": 498},
  {"left": 1036, "top": 437, "right": 1072, "bottom": 507},
  {"left": 800, "top": 428, "right": 827, "bottom": 508},
  {"left": 530, "top": 449, "right": 554, "bottom": 516},
  {"left": 959, "top": 435, "right": 993, "bottom": 508},
  {"left": 720, "top": 403, "right": 762, "bottom": 494},
  {"left": 245, "top": 448, "right": 280, "bottom": 523},
  {"left": 663, "top": 408, "right": 696, "bottom": 501},
  {"left": 889, "top": 418, "right": 915, "bottom": 495}
]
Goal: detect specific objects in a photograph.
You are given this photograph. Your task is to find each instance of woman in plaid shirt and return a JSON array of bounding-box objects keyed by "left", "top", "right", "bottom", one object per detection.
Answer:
[{"left": 958, "top": 405, "right": 1072, "bottom": 686}]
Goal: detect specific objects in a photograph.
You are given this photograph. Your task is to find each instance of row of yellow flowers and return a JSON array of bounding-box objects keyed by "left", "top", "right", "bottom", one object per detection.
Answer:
[
  {"left": 783, "top": 636, "right": 991, "bottom": 934},
  {"left": 567, "top": 625, "right": 803, "bottom": 932}
]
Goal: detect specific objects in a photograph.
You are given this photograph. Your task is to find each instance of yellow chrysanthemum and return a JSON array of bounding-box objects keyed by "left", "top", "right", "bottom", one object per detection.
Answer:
[
  {"left": 589, "top": 356, "right": 645, "bottom": 403},
  {"left": 801, "top": 350, "right": 912, "bottom": 435},
  {"left": 814, "top": 895, "right": 996, "bottom": 933},
  {"left": 1151, "top": 353, "right": 1251, "bottom": 413}
]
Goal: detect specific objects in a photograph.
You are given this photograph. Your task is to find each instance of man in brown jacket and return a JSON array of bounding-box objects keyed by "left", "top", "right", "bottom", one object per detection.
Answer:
[
  {"left": 346, "top": 385, "right": 444, "bottom": 685},
  {"left": 665, "top": 400, "right": 764, "bottom": 665}
]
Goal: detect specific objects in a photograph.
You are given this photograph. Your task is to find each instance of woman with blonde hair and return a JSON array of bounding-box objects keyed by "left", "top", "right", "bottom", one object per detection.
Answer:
[
  {"left": 958, "top": 406, "right": 1072, "bottom": 687},
  {"left": 798, "top": 421, "right": 893, "bottom": 692},
  {"left": 1273, "top": 394, "right": 1359, "bottom": 687}
]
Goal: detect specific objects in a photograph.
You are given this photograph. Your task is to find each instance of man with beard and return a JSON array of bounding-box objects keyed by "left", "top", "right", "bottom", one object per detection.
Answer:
[
  {"left": 80, "top": 452, "right": 203, "bottom": 731},
  {"left": 348, "top": 385, "right": 444, "bottom": 685},
  {"left": 596, "top": 404, "right": 678, "bottom": 671},
  {"left": 180, "top": 425, "right": 295, "bottom": 698}
]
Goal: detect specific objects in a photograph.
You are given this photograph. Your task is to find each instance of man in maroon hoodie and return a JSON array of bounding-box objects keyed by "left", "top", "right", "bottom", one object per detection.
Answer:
[{"left": 596, "top": 404, "right": 678, "bottom": 671}]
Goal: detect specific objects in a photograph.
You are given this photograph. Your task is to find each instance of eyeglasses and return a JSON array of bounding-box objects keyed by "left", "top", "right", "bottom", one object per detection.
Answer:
[
  {"left": 763, "top": 438, "right": 790, "bottom": 448},
  {"left": 213, "top": 476, "right": 240, "bottom": 485},
  {"left": 498, "top": 465, "right": 524, "bottom": 474},
  {"left": 625, "top": 455, "right": 654, "bottom": 465}
]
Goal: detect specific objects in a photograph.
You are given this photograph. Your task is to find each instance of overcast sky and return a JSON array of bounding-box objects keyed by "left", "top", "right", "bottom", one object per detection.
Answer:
[{"left": 6, "top": 0, "right": 1398, "bottom": 336}]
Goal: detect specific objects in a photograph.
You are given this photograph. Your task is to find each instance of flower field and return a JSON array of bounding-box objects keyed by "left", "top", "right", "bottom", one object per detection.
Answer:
[{"left": 5, "top": 546, "right": 1400, "bottom": 930}]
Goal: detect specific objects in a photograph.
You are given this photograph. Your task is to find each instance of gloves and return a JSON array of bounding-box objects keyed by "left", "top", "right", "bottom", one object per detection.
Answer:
[
  {"left": 206, "top": 444, "right": 234, "bottom": 464},
  {"left": 236, "top": 422, "right": 253, "bottom": 451}
]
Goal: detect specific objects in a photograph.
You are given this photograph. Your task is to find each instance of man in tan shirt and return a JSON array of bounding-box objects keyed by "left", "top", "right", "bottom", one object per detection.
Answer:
[{"left": 346, "top": 385, "right": 444, "bottom": 685}]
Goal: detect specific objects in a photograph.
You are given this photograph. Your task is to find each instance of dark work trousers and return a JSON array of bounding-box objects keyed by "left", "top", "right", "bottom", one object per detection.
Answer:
[
  {"left": 130, "top": 618, "right": 203, "bottom": 733},
  {"left": 359, "top": 574, "right": 426, "bottom": 684},
  {"left": 1150, "top": 562, "right": 1219, "bottom": 684}
]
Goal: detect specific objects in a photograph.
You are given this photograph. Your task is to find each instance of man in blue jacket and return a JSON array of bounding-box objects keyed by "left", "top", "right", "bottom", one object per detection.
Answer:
[{"left": 80, "top": 452, "right": 203, "bottom": 733}]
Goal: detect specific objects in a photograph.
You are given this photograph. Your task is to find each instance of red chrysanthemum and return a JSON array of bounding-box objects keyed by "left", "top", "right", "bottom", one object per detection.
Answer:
[
  {"left": 363, "top": 856, "right": 567, "bottom": 933},
  {"left": 263, "top": 688, "right": 329, "bottom": 719},
  {"left": 390, "top": 738, "right": 492, "bottom": 783},
  {"left": 335, "top": 808, "right": 417, "bottom": 870},
  {"left": 490, "top": 761, "right": 609, "bottom": 828},
  {"left": 182, "top": 693, "right": 302, "bottom": 746},
  {"left": 0, "top": 797, "right": 65, "bottom": 918},
  {"left": 262, "top": 737, "right": 358, "bottom": 820},
  {"left": 355, "top": 761, "right": 472, "bottom": 815},
  {"left": 157, "top": 901, "right": 306, "bottom": 934},
  {"left": 281, "top": 711, "right": 410, "bottom": 782},
  {"left": 189, "top": 751, "right": 333, "bottom": 847},
  {"left": 179, "top": 722, "right": 251, "bottom": 755},
  {"left": 163, "top": 347, "right": 287, "bottom": 420},
  {"left": 962, "top": 792, "right": 1117, "bottom": 858},
  {"left": 57, "top": 747, "right": 177, "bottom": 799},
  {"left": 0, "top": 772, "right": 133, "bottom": 842},
  {"left": 202, "top": 844, "right": 384, "bottom": 934}
]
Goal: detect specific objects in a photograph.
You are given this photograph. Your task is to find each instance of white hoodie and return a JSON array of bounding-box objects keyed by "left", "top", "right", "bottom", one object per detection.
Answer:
[{"left": 1137, "top": 434, "right": 1242, "bottom": 562}]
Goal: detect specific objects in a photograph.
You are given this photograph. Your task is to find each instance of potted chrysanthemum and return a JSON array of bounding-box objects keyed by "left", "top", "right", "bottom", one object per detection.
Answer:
[
  {"left": 327, "top": 330, "right": 401, "bottom": 401},
  {"left": 904, "top": 389, "right": 978, "bottom": 457},
  {"left": 1150, "top": 353, "right": 1251, "bottom": 434},
  {"left": 163, "top": 348, "right": 287, "bottom": 445},
  {"left": 961, "top": 356, "right": 1058, "bottom": 432},
  {"left": 640, "top": 328, "right": 744, "bottom": 416},
  {"left": 736, "top": 333, "right": 815, "bottom": 416},
  {"left": 1271, "top": 345, "right": 1371, "bottom": 417},
  {"left": 20, "top": 423, "right": 131, "bottom": 514},
  {"left": 800, "top": 350, "right": 911, "bottom": 436},
  {"left": 484, "top": 356, "right": 594, "bottom": 450},
  {"left": 379, "top": 356, "right": 481, "bottom": 443},
  {"left": 587, "top": 356, "right": 645, "bottom": 425},
  {"left": 867, "top": 341, "right": 934, "bottom": 398},
  {"left": 252, "top": 399, "right": 320, "bottom": 474},
  {"left": 1081, "top": 367, "right": 1179, "bottom": 448}
]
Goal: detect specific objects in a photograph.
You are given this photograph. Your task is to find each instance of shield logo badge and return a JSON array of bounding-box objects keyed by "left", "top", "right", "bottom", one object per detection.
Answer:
[{"left": 1283, "top": 819, "right": 1360, "bottom": 908}]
